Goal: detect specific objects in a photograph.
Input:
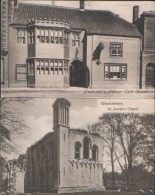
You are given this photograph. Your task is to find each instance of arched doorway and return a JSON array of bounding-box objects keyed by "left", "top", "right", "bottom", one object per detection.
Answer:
[
  {"left": 70, "top": 60, "right": 90, "bottom": 88},
  {"left": 146, "top": 63, "right": 155, "bottom": 88}
]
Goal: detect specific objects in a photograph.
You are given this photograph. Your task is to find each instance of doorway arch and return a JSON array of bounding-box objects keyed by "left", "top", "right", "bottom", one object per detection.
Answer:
[
  {"left": 146, "top": 63, "right": 155, "bottom": 88},
  {"left": 69, "top": 60, "right": 90, "bottom": 88}
]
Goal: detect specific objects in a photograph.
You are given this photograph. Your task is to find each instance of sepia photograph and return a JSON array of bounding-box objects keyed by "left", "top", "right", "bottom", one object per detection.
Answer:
[
  {"left": 0, "top": 0, "right": 155, "bottom": 195},
  {"left": 0, "top": 97, "right": 155, "bottom": 194},
  {"left": 1, "top": 0, "right": 155, "bottom": 97}
]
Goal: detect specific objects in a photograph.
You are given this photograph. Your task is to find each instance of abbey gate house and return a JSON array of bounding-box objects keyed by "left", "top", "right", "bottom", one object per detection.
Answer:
[
  {"left": 3, "top": 0, "right": 155, "bottom": 89},
  {"left": 25, "top": 98, "right": 104, "bottom": 194}
]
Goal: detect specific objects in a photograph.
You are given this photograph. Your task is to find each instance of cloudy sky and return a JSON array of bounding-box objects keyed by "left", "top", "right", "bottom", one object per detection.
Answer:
[
  {"left": 3, "top": 98, "right": 154, "bottom": 162},
  {"left": 18, "top": 1, "right": 155, "bottom": 22}
]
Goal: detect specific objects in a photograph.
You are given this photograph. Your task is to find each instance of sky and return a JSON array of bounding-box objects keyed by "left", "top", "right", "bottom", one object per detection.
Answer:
[
  {"left": 2, "top": 98, "right": 154, "bottom": 165},
  {"left": 18, "top": 1, "right": 155, "bottom": 22}
]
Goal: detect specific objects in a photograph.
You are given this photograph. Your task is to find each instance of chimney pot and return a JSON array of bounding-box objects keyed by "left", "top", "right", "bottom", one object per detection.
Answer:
[{"left": 133, "top": 5, "right": 139, "bottom": 23}]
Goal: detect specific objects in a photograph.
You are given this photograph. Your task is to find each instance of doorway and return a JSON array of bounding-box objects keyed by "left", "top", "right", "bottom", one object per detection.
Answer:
[{"left": 70, "top": 60, "right": 90, "bottom": 88}]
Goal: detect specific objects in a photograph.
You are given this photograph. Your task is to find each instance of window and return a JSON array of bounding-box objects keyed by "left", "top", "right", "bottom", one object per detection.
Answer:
[
  {"left": 104, "top": 63, "right": 127, "bottom": 80},
  {"left": 110, "top": 43, "right": 123, "bottom": 57},
  {"left": 75, "top": 142, "right": 82, "bottom": 159},
  {"left": 36, "top": 59, "right": 69, "bottom": 75},
  {"left": 64, "top": 31, "right": 69, "bottom": 45},
  {"left": 83, "top": 138, "right": 90, "bottom": 159},
  {"left": 37, "top": 28, "right": 68, "bottom": 44},
  {"left": 16, "top": 64, "right": 27, "bottom": 81},
  {"left": 28, "top": 29, "right": 35, "bottom": 44},
  {"left": 72, "top": 32, "right": 80, "bottom": 46},
  {"left": 92, "top": 145, "right": 98, "bottom": 161},
  {"left": 17, "top": 29, "right": 26, "bottom": 43},
  {"left": 28, "top": 61, "right": 34, "bottom": 76}
]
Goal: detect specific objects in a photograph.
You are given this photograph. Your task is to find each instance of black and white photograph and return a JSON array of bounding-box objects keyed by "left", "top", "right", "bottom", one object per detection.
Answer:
[
  {"left": 0, "top": 98, "right": 155, "bottom": 194},
  {"left": 1, "top": 0, "right": 155, "bottom": 97}
]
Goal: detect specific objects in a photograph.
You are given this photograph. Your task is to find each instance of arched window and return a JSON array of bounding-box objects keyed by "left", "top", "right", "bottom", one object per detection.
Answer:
[
  {"left": 83, "top": 137, "right": 90, "bottom": 159},
  {"left": 75, "top": 141, "right": 82, "bottom": 159},
  {"left": 92, "top": 145, "right": 98, "bottom": 161}
]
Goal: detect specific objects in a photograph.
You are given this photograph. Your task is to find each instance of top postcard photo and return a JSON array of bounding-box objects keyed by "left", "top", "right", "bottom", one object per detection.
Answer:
[{"left": 1, "top": 0, "right": 155, "bottom": 98}]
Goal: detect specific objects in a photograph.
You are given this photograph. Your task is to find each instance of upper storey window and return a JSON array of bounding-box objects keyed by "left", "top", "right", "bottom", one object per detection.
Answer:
[
  {"left": 110, "top": 43, "right": 123, "bottom": 57},
  {"left": 83, "top": 137, "right": 90, "bottom": 159},
  {"left": 17, "top": 29, "right": 26, "bottom": 44},
  {"left": 36, "top": 28, "right": 69, "bottom": 45},
  {"left": 72, "top": 32, "right": 80, "bottom": 46},
  {"left": 28, "top": 30, "right": 35, "bottom": 44},
  {"left": 92, "top": 145, "right": 98, "bottom": 161},
  {"left": 75, "top": 142, "right": 82, "bottom": 159}
]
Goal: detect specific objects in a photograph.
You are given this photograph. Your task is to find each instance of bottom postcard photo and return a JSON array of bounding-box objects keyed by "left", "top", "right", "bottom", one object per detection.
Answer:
[{"left": 0, "top": 98, "right": 154, "bottom": 195}]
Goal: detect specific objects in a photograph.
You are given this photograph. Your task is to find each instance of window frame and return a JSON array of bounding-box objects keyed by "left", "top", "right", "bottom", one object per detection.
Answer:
[
  {"left": 74, "top": 141, "right": 82, "bottom": 159},
  {"left": 17, "top": 29, "right": 26, "bottom": 44},
  {"left": 16, "top": 64, "right": 27, "bottom": 81},
  {"left": 36, "top": 59, "right": 69, "bottom": 76},
  {"left": 36, "top": 28, "right": 69, "bottom": 45},
  {"left": 110, "top": 42, "right": 123, "bottom": 57},
  {"left": 104, "top": 63, "right": 127, "bottom": 80},
  {"left": 72, "top": 32, "right": 80, "bottom": 47},
  {"left": 28, "top": 29, "right": 35, "bottom": 44},
  {"left": 92, "top": 145, "right": 98, "bottom": 161}
]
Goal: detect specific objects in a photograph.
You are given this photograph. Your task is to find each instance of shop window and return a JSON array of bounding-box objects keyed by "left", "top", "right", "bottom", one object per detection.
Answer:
[
  {"left": 75, "top": 142, "right": 82, "bottom": 159},
  {"left": 110, "top": 43, "right": 123, "bottom": 57},
  {"left": 17, "top": 29, "right": 26, "bottom": 44},
  {"left": 92, "top": 145, "right": 98, "bottom": 161},
  {"left": 16, "top": 64, "right": 27, "bottom": 81},
  {"left": 72, "top": 32, "right": 80, "bottom": 46},
  {"left": 104, "top": 63, "right": 127, "bottom": 80}
]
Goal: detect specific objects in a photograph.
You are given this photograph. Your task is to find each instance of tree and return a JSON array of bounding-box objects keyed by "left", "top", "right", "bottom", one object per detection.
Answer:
[
  {"left": 0, "top": 98, "right": 29, "bottom": 156},
  {"left": 89, "top": 114, "right": 121, "bottom": 186},
  {"left": 91, "top": 113, "right": 152, "bottom": 184},
  {"left": 112, "top": 113, "right": 148, "bottom": 183}
]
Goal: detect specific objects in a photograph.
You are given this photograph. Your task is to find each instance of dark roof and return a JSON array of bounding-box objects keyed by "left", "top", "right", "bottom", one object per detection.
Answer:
[{"left": 12, "top": 3, "right": 141, "bottom": 38}]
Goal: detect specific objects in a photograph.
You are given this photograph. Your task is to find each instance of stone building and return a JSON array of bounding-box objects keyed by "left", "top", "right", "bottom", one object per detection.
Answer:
[
  {"left": 1, "top": 0, "right": 142, "bottom": 89},
  {"left": 133, "top": 6, "right": 155, "bottom": 89},
  {"left": 25, "top": 98, "right": 104, "bottom": 194}
]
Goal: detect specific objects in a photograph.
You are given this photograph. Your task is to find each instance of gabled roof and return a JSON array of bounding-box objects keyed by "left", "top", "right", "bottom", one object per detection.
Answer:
[{"left": 12, "top": 3, "right": 141, "bottom": 38}]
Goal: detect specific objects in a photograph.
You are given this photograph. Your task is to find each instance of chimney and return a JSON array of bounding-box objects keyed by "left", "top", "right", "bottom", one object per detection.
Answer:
[
  {"left": 52, "top": 0, "right": 55, "bottom": 5},
  {"left": 133, "top": 6, "right": 139, "bottom": 23},
  {"left": 80, "top": 0, "right": 84, "bottom": 10},
  {"left": 14, "top": 0, "right": 18, "bottom": 7}
]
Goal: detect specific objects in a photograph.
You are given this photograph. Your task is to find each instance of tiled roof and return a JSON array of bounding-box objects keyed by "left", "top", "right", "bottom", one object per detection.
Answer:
[{"left": 12, "top": 3, "right": 141, "bottom": 37}]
